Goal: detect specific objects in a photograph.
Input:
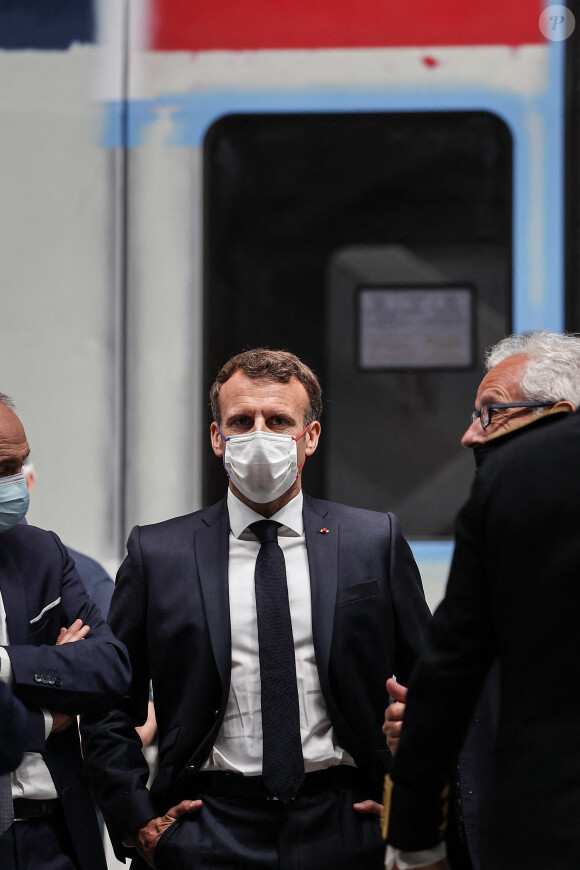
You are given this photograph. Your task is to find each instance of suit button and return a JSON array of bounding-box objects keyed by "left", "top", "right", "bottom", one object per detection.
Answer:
[
  {"left": 41, "top": 675, "right": 49, "bottom": 684},
  {"left": 214, "top": 709, "right": 219, "bottom": 717},
  {"left": 187, "top": 765, "right": 198, "bottom": 773},
  {"left": 55, "top": 678, "right": 62, "bottom": 687},
  {"left": 34, "top": 674, "right": 42, "bottom": 683},
  {"left": 48, "top": 677, "right": 55, "bottom": 685}
]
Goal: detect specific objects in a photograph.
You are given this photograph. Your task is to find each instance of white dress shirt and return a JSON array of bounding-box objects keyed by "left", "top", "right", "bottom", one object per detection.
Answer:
[
  {"left": 202, "top": 489, "right": 355, "bottom": 774},
  {"left": 385, "top": 842, "right": 447, "bottom": 868},
  {"left": 0, "top": 590, "right": 58, "bottom": 800}
]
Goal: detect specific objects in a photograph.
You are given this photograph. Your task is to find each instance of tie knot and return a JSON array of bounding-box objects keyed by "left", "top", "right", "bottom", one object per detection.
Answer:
[{"left": 250, "top": 520, "right": 280, "bottom": 545}]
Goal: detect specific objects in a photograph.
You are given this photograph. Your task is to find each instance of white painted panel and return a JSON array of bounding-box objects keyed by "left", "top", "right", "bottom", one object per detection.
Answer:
[
  {"left": 0, "top": 47, "right": 124, "bottom": 563},
  {"left": 124, "top": 139, "right": 203, "bottom": 532}
]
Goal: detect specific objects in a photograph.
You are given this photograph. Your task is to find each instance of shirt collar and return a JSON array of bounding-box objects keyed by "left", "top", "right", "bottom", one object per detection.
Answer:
[{"left": 227, "top": 489, "right": 304, "bottom": 539}]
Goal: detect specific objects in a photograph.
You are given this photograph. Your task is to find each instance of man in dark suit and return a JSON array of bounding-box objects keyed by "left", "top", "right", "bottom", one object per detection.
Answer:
[
  {"left": 383, "top": 330, "right": 580, "bottom": 870},
  {"left": 0, "top": 392, "right": 132, "bottom": 870},
  {"left": 383, "top": 403, "right": 580, "bottom": 868},
  {"left": 81, "top": 348, "right": 430, "bottom": 870}
]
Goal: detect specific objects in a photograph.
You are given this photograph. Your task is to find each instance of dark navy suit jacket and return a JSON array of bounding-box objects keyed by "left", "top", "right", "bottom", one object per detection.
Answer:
[
  {"left": 81, "top": 493, "right": 431, "bottom": 858},
  {"left": 0, "top": 680, "right": 26, "bottom": 773},
  {"left": 67, "top": 547, "right": 114, "bottom": 619},
  {"left": 0, "top": 523, "right": 131, "bottom": 870}
]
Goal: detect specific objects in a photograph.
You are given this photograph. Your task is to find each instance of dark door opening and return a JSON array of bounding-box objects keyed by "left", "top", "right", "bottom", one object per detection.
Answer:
[{"left": 203, "top": 110, "right": 512, "bottom": 534}]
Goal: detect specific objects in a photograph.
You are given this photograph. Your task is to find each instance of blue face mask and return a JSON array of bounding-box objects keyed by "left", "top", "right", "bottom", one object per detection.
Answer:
[{"left": 0, "top": 472, "right": 30, "bottom": 533}]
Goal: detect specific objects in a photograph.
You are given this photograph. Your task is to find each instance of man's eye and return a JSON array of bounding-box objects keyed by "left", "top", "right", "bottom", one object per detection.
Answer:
[{"left": 488, "top": 407, "right": 507, "bottom": 420}]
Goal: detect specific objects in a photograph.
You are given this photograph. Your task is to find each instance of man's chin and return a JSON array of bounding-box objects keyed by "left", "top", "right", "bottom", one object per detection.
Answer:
[{"left": 228, "top": 480, "right": 301, "bottom": 516}]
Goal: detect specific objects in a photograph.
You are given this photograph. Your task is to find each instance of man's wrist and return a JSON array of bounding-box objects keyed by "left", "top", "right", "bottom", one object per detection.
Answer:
[{"left": 122, "top": 817, "right": 155, "bottom": 849}]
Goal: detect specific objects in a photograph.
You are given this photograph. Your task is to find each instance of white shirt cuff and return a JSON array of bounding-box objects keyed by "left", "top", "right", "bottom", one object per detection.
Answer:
[
  {"left": 385, "top": 841, "right": 447, "bottom": 869},
  {"left": 0, "top": 646, "right": 13, "bottom": 684},
  {"left": 42, "top": 709, "right": 53, "bottom": 740}
]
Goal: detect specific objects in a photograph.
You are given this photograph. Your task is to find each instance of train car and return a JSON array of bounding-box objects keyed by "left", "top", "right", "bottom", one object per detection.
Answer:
[{"left": 0, "top": 0, "right": 578, "bottom": 605}]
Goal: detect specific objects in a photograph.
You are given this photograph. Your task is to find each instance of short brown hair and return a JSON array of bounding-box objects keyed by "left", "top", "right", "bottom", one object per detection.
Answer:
[{"left": 210, "top": 349, "right": 323, "bottom": 426}]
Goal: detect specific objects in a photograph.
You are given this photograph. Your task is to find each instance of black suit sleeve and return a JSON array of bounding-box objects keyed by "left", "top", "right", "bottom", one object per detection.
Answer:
[
  {"left": 0, "top": 680, "right": 26, "bottom": 773},
  {"left": 387, "top": 512, "right": 432, "bottom": 683},
  {"left": 386, "top": 489, "right": 496, "bottom": 851},
  {"left": 81, "top": 526, "right": 158, "bottom": 853},
  {"left": 7, "top": 534, "right": 131, "bottom": 715}
]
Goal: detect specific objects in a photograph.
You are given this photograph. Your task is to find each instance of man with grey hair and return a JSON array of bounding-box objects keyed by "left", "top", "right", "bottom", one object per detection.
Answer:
[
  {"left": 460, "top": 330, "right": 579, "bottom": 451},
  {"left": 384, "top": 330, "right": 579, "bottom": 870},
  {"left": 383, "top": 357, "right": 580, "bottom": 868}
]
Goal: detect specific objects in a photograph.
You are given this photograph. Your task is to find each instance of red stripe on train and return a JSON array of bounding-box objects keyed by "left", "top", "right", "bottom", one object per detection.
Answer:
[{"left": 150, "top": 0, "right": 545, "bottom": 52}]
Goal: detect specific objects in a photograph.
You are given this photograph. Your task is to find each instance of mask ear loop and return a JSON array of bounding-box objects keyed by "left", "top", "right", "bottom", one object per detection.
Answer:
[
  {"left": 292, "top": 424, "right": 311, "bottom": 477},
  {"left": 217, "top": 424, "right": 231, "bottom": 478}
]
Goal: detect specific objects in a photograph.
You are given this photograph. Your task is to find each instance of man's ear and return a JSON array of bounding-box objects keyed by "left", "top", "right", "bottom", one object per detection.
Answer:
[
  {"left": 211, "top": 422, "right": 225, "bottom": 458},
  {"left": 304, "top": 422, "right": 321, "bottom": 456},
  {"left": 553, "top": 400, "right": 576, "bottom": 414}
]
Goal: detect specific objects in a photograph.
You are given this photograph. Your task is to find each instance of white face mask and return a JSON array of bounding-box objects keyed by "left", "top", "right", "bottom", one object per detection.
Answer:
[{"left": 219, "top": 426, "right": 308, "bottom": 503}]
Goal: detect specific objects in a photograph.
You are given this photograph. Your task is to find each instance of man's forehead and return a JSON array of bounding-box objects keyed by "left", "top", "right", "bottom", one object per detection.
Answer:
[
  {"left": 476, "top": 355, "right": 528, "bottom": 405},
  {"left": 0, "top": 404, "right": 29, "bottom": 451},
  {"left": 220, "top": 372, "right": 308, "bottom": 410}
]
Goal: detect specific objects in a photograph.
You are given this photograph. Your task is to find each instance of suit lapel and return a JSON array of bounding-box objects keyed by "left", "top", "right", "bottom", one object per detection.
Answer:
[
  {"left": 303, "top": 494, "right": 338, "bottom": 680},
  {"left": 0, "top": 537, "right": 30, "bottom": 644},
  {"left": 195, "top": 499, "right": 231, "bottom": 686}
]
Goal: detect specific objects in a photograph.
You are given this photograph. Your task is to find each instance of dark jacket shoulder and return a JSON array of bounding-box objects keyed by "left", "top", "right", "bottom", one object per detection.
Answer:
[
  {"left": 0, "top": 522, "right": 69, "bottom": 562},
  {"left": 132, "top": 498, "right": 228, "bottom": 536},
  {"left": 303, "top": 492, "right": 399, "bottom": 524},
  {"left": 475, "top": 407, "right": 580, "bottom": 496}
]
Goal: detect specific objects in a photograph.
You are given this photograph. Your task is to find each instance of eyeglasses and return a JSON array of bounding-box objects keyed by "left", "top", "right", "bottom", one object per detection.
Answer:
[{"left": 471, "top": 401, "right": 555, "bottom": 430}]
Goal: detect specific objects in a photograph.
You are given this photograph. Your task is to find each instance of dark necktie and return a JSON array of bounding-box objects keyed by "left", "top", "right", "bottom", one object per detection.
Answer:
[
  {"left": 0, "top": 774, "right": 13, "bottom": 835},
  {"left": 250, "top": 520, "right": 304, "bottom": 803}
]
